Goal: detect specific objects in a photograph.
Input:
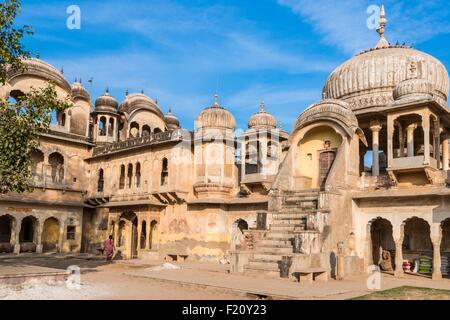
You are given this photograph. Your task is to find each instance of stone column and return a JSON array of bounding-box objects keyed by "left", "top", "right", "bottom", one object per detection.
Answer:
[
  {"left": 423, "top": 115, "right": 430, "bottom": 165},
  {"left": 370, "top": 120, "right": 382, "bottom": 176},
  {"left": 387, "top": 116, "right": 394, "bottom": 168},
  {"left": 36, "top": 221, "right": 44, "bottom": 254},
  {"left": 144, "top": 219, "right": 150, "bottom": 250},
  {"left": 113, "top": 220, "right": 119, "bottom": 247},
  {"left": 58, "top": 222, "right": 65, "bottom": 253},
  {"left": 434, "top": 126, "right": 441, "bottom": 168},
  {"left": 13, "top": 217, "right": 22, "bottom": 254},
  {"left": 137, "top": 219, "right": 142, "bottom": 251},
  {"left": 432, "top": 239, "right": 442, "bottom": 280},
  {"left": 394, "top": 239, "right": 404, "bottom": 277},
  {"left": 443, "top": 133, "right": 449, "bottom": 170},
  {"left": 398, "top": 124, "right": 404, "bottom": 157},
  {"left": 406, "top": 123, "right": 417, "bottom": 157}
]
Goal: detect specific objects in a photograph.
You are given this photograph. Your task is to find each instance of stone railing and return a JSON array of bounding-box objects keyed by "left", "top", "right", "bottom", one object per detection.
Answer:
[{"left": 92, "top": 129, "right": 184, "bottom": 157}]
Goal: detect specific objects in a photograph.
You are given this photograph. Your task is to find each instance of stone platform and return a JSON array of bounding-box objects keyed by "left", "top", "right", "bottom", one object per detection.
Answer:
[{"left": 0, "top": 265, "right": 68, "bottom": 286}]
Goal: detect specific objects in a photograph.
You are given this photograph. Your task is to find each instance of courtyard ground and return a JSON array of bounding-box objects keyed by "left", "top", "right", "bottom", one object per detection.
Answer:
[{"left": 1, "top": 254, "right": 450, "bottom": 300}]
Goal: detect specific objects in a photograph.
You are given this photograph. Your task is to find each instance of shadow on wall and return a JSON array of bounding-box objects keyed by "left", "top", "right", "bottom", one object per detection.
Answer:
[{"left": 329, "top": 252, "right": 336, "bottom": 278}]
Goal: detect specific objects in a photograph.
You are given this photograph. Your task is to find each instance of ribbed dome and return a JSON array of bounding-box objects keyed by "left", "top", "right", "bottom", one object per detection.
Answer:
[
  {"left": 322, "top": 46, "right": 449, "bottom": 111},
  {"left": 119, "top": 92, "right": 164, "bottom": 118},
  {"left": 195, "top": 95, "right": 236, "bottom": 130},
  {"left": 322, "top": 7, "right": 448, "bottom": 112},
  {"left": 248, "top": 101, "right": 277, "bottom": 129},
  {"left": 8, "top": 57, "right": 71, "bottom": 92},
  {"left": 393, "top": 78, "right": 434, "bottom": 101},
  {"left": 165, "top": 108, "right": 180, "bottom": 129},
  {"left": 94, "top": 89, "right": 118, "bottom": 113},
  {"left": 71, "top": 80, "right": 90, "bottom": 101}
]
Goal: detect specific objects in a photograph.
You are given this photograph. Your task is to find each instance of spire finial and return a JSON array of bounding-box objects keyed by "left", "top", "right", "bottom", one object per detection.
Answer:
[
  {"left": 125, "top": 88, "right": 129, "bottom": 96},
  {"left": 213, "top": 94, "right": 219, "bottom": 106},
  {"left": 60, "top": 67, "right": 64, "bottom": 74},
  {"left": 168, "top": 107, "right": 172, "bottom": 114},
  {"left": 375, "top": 5, "right": 389, "bottom": 49},
  {"left": 260, "top": 100, "right": 265, "bottom": 112},
  {"left": 36, "top": 52, "right": 40, "bottom": 59},
  {"left": 141, "top": 89, "right": 144, "bottom": 94},
  {"left": 75, "top": 77, "right": 78, "bottom": 83},
  {"left": 279, "top": 121, "right": 283, "bottom": 130},
  {"left": 105, "top": 87, "right": 109, "bottom": 95}
]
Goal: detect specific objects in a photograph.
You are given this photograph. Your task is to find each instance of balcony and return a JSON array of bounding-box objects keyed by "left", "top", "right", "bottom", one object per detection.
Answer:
[
  {"left": 32, "top": 164, "right": 75, "bottom": 190},
  {"left": 91, "top": 129, "right": 186, "bottom": 158},
  {"left": 390, "top": 155, "right": 437, "bottom": 171}
]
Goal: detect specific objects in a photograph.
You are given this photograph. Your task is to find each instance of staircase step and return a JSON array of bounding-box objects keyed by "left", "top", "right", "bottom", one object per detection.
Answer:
[
  {"left": 272, "top": 218, "right": 307, "bottom": 225},
  {"left": 261, "top": 239, "right": 292, "bottom": 246},
  {"left": 253, "top": 253, "right": 285, "bottom": 261},
  {"left": 254, "top": 246, "right": 293, "bottom": 254},
  {"left": 244, "top": 267, "right": 281, "bottom": 278},
  {"left": 270, "top": 224, "right": 305, "bottom": 231},
  {"left": 247, "top": 260, "right": 279, "bottom": 271},
  {"left": 265, "top": 232, "right": 295, "bottom": 240}
]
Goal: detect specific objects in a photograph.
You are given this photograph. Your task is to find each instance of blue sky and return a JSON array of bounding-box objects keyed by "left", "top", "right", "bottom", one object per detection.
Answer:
[{"left": 16, "top": 0, "right": 450, "bottom": 132}]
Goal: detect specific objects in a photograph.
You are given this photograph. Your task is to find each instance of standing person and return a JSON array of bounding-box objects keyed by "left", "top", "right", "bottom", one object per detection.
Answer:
[{"left": 103, "top": 235, "right": 115, "bottom": 262}]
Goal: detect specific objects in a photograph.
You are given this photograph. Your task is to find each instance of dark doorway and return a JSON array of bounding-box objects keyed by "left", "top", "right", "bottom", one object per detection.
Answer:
[{"left": 319, "top": 150, "right": 336, "bottom": 189}]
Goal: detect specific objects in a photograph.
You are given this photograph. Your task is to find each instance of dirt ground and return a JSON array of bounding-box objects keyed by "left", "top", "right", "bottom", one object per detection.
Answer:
[{"left": 352, "top": 286, "right": 450, "bottom": 300}]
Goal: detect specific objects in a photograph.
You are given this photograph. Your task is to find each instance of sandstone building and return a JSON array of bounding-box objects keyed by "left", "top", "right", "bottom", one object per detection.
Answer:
[{"left": 1, "top": 8, "right": 450, "bottom": 280}]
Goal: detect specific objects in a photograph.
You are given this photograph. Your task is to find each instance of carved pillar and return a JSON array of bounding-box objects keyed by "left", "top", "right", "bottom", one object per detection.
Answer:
[
  {"left": 432, "top": 240, "right": 442, "bottom": 280},
  {"left": 394, "top": 223, "right": 405, "bottom": 278},
  {"left": 387, "top": 116, "right": 394, "bottom": 168},
  {"left": 113, "top": 220, "right": 119, "bottom": 247},
  {"left": 137, "top": 219, "right": 142, "bottom": 251},
  {"left": 144, "top": 219, "right": 150, "bottom": 250},
  {"left": 406, "top": 123, "right": 417, "bottom": 157},
  {"left": 435, "top": 126, "right": 441, "bottom": 168},
  {"left": 370, "top": 120, "right": 382, "bottom": 176},
  {"left": 443, "top": 132, "right": 449, "bottom": 170},
  {"left": 422, "top": 115, "right": 430, "bottom": 165}
]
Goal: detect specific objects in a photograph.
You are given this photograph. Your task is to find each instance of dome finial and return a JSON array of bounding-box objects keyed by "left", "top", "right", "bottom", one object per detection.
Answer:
[
  {"left": 105, "top": 87, "right": 109, "bottom": 95},
  {"left": 260, "top": 100, "right": 265, "bottom": 112},
  {"left": 125, "top": 88, "right": 129, "bottom": 96},
  {"left": 375, "top": 5, "right": 389, "bottom": 49},
  {"left": 213, "top": 94, "right": 219, "bottom": 107}
]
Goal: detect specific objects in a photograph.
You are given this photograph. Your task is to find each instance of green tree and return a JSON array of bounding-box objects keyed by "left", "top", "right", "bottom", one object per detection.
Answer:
[{"left": 0, "top": 0, "right": 71, "bottom": 193}]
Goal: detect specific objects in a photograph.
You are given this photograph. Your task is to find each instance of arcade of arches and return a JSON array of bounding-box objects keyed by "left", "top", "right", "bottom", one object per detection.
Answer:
[{"left": 368, "top": 216, "right": 450, "bottom": 280}]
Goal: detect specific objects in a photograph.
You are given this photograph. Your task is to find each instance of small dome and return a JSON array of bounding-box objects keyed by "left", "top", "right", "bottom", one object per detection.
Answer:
[
  {"left": 247, "top": 101, "right": 277, "bottom": 129},
  {"left": 119, "top": 92, "right": 164, "bottom": 119},
  {"left": 195, "top": 95, "right": 236, "bottom": 130},
  {"left": 71, "top": 80, "right": 90, "bottom": 101},
  {"left": 94, "top": 89, "right": 118, "bottom": 113},
  {"left": 165, "top": 108, "right": 180, "bottom": 129},
  {"left": 393, "top": 78, "right": 434, "bottom": 101}
]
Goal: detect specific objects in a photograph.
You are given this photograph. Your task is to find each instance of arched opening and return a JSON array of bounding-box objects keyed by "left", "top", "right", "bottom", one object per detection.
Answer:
[
  {"left": 401, "top": 218, "right": 432, "bottom": 274},
  {"left": 140, "top": 220, "right": 147, "bottom": 250},
  {"left": 135, "top": 162, "right": 141, "bottom": 188},
  {"left": 19, "top": 216, "right": 37, "bottom": 253},
  {"left": 31, "top": 149, "right": 44, "bottom": 180},
  {"left": 153, "top": 128, "right": 162, "bottom": 134},
  {"left": 108, "top": 118, "right": 115, "bottom": 137},
  {"left": 98, "top": 116, "right": 107, "bottom": 136},
  {"left": 236, "top": 219, "right": 248, "bottom": 233},
  {"left": 97, "top": 168, "right": 104, "bottom": 192},
  {"left": 161, "top": 158, "right": 168, "bottom": 186},
  {"left": 129, "top": 122, "right": 139, "bottom": 138},
  {"left": 119, "top": 165, "right": 125, "bottom": 189},
  {"left": 48, "top": 152, "right": 64, "bottom": 183},
  {"left": 149, "top": 220, "right": 158, "bottom": 250},
  {"left": 127, "top": 163, "right": 133, "bottom": 188},
  {"left": 142, "top": 125, "right": 151, "bottom": 136},
  {"left": 296, "top": 126, "right": 342, "bottom": 189},
  {"left": 118, "top": 211, "right": 138, "bottom": 259},
  {"left": 42, "top": 217, "right": 60, "bottom": 252},
  {"left": 441, "top": 219, "right": 450, "bottom": 277},
  {"left": 370, "top": 218, "right": 395, "bottom": 269},
  {"left": 0, "top": 215, "right": 14, "bottom": 253},
  {"left": 231, "top": 219, "right": 248, "bottom": 250}
]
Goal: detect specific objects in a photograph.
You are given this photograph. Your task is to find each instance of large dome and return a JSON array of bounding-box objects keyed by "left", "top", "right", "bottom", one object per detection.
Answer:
[{"left": 322, "top": 8, "right": 449, "bottom": 113}]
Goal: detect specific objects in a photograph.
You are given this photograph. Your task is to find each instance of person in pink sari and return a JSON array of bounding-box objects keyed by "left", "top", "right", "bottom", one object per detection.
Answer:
[{"left": 103, "top": 235, "right": 115, "bottom": 262}]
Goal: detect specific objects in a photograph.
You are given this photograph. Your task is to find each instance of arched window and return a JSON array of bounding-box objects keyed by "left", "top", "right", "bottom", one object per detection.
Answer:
[
  {"left": 31, "top": 149, "right": 44, "bottom": 180},
  {"left": 135, "top": 162, "right": 141, "bottom": 188},
  {"left": 97, "top": 169, "right": 104, "bottom": 192},
  {"left": 127, "top": 163, "right": 133, "bottom": 188},
  {"left": 129, "top": 122, "right": 139, "bottom": 138},
  {"left": 153, "top": 128, "right": 162, "bottom": 134},
  {"left": 119, "top": 165, "right": 125, "bottom": 189},
  {"left": 99, "top": 116, "right": 107, "bottom": 136},
  {"left": 48, "top": 152, "right": 64, "bottom": 183},
  {"left": 142, "top": 125, "right": 151, "bottom": 136},
  {"left": 161, "top": 158, "right": 168, "bottom": 186},
  {"left": 140, "top": 221, "right": 147, "bottom": 249},
  {"left": 108, "top": 118, "right": 114, "bottom": 137}
]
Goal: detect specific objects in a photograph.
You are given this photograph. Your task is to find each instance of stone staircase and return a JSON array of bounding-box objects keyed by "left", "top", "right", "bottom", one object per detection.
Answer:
[{"left": 244, "top": 189, "right": 320, "bottom": 277}]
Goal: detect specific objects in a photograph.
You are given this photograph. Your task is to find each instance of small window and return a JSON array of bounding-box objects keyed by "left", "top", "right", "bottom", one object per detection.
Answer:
[
  {"left": 67, "top": 226, "right": 76, "bottom": 240},
  {"left": 161, "top": 158, "right": 168, "bottom": 186}
]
